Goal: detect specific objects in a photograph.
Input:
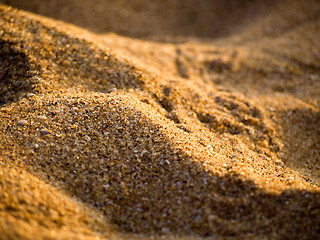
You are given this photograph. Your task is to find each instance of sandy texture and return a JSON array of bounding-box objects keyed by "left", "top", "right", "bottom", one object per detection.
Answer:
[{"left": 0, "top": 1, "right": 320, "bottom": 239}]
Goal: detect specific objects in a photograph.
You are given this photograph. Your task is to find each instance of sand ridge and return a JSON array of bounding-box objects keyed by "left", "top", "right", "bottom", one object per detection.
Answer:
[{"left": 0, "top": 1, "right": 320, "bottom": 239}]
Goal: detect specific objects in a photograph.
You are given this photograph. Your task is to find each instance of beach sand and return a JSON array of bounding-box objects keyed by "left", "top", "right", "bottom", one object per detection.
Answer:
[{"left": 0, "top": 1, "right": 320, "bottom": 239}]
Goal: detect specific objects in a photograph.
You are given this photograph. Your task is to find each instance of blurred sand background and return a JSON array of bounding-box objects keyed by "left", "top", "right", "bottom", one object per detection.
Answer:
[{"left": 0, "top": 0, "right": 320, "bottom": 239}]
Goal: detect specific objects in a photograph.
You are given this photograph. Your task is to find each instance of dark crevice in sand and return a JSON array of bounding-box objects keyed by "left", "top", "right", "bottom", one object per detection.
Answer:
[
  {"left": 261, "top": 48, "right": 320, "bottom": 75},
  {"left": 152, "top": 91, "right": 183, "bottom": 125},
  {"left": 175, "top": 48, "right": 189, "bottom": 78},
  {"left": 0, "top": 40, "right": 36, "bottom": 105},
  {"left": 204, "top": 59, "right": 233, "bottom": 74}
]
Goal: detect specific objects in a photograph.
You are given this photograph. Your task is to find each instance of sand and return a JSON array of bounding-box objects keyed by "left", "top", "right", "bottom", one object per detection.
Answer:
[{"left": 0, "top": 1, "right": 320, "bottom": 239}]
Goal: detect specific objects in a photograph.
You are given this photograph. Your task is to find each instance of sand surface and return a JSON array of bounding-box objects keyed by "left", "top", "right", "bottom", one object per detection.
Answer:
[{"left": 0, "top": 1, "right": 320, "bottom": 239}]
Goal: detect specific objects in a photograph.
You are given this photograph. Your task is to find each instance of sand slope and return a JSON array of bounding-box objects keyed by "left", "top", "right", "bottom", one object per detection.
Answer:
[{"left": 0, "top": 1, "right": 320, "bottom": 239}]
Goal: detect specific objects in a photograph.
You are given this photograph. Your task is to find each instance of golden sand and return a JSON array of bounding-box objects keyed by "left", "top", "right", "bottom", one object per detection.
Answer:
[{"left": 0, "top": 1, "right": 320, "bottom": 239}]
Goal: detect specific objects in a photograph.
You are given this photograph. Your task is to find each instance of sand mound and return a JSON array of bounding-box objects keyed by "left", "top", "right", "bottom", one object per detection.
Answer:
[{"left": 0, "top": 1, "right": 320, "bottom": 239}]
